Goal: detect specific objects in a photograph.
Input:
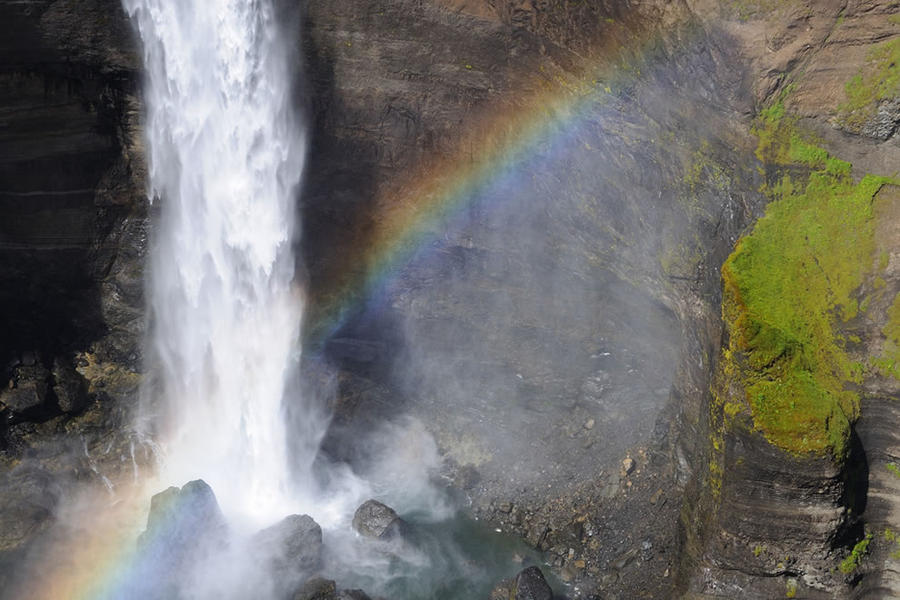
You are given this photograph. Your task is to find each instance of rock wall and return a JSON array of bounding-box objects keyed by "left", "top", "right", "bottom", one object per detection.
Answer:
[
  {"left": 0, "top": 0, "right": 146, "bottom": 568},
  {"left": 0, "top": 0, "right": 898, "bottom": 599},
  {"left": 677, "top": 2, "right": 900, "bottom": 598}
]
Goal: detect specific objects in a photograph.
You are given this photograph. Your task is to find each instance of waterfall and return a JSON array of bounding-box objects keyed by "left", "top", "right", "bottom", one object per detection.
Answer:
[{"left": 124, "top": 0, "right": 306, "bottom": 525}]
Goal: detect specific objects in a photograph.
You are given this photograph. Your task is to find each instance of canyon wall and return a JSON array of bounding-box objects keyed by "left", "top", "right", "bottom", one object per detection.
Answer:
[{"left": 0, "top": 0, "right": 898, "bottom": 598}]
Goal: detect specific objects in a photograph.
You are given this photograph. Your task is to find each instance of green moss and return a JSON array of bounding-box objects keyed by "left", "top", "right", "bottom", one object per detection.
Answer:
[
  {"left": 839, "top": 38, "right": 900, "bottom": 129},
  {"left": 887, "top": 462, "right": 900, "bottom": 479},
  {"left": 840, "top": 534, "right": 872, "bottom": 574},
  {"left": 723, "top": 97, "right": 893, "bottom": 457}
]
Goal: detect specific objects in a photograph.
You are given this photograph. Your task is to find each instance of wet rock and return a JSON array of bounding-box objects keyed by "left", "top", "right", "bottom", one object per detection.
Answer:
[
  {"left": 139, "top": 479, "right": 228, "bottom": 559},
  {"left": 0, "top": 364, "right": 51, "bottom": 415},
  {"left": 352, "top": 499, "right": 405, "bottom": 540},
  {"left": 252, "top": 513, "right": 323, "bottom": 574},
  {"left": 292, "top": 577, "right": 336, "bottom": 600},
  {"left": 513, "top": 566, "right": 553, "bottom": 600}
]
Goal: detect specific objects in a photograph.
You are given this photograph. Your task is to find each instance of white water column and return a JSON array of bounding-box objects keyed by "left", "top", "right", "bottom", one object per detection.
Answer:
[{"left": 124, "top": 0, "right": 306, "bottom": 525}]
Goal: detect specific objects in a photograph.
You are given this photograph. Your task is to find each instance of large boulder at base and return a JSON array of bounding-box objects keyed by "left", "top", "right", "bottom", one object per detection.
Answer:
[
  {"left": 139, "top": 479, "right": 228, "bottom": 563},
  {"left": 252, "top": 513, "right": 323, "bottom": 574},
  {"left": 514, "top": 566, "right": 553, "bottom": 600},
  {"left": 351, "top": 499, "right": 405, "bottom": 540}
]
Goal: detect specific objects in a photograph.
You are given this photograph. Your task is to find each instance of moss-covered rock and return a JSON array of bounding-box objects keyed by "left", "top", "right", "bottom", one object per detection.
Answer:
[{"left": 722, "top": 95, "right": 893, "bottom": 457}]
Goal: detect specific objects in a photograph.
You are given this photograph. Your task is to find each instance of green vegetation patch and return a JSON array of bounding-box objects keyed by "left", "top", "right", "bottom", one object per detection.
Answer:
[
  {"left": 723, "top": 96, "right": 892, "bottom": 457},
  {"left": 840, "top": 533, "right": 872, "bottom": 574},
  {"left": 839, "top": 38, "right": 900, "bottom": 129},
  {"left": 887, "top": 462, "right": 900, "bottom": 479}
]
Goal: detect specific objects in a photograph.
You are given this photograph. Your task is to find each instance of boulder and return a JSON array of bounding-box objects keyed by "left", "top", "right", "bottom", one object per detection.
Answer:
[
  {"left": 351, "top": 499, "right": 405, "bottom": 540},
  {"left": 252, "top": 513, "right": 323, "bottom": 574},
  {"left": 139, "top": 479, "right": 228, "bottom": 562},
  {"left": 514, "top": 566, "right": 553, "bottom": 600}
]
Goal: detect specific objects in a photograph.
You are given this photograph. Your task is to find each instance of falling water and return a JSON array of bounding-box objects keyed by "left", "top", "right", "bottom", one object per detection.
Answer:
[{"left": 124, "top": 0, "right": 306, "bottom": 525}]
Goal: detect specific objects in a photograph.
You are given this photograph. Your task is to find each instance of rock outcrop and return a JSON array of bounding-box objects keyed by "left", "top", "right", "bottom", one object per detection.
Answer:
[{"left": 352, "top": 499, "right": 405, "bottom": 540}]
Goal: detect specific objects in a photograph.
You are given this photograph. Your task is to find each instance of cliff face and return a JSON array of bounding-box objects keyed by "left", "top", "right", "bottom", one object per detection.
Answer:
[
  {"left": 299, "top": 2, "right": 761, "bottom": 596},
  {"left": 0, "top": 0, "right": 147, "bottom": 566},
  {"left": 0, "top": 0, "right": 898, "bottom": 598},
  {"left": 674, "top": 2, "right": 900, "bottom": 598}
]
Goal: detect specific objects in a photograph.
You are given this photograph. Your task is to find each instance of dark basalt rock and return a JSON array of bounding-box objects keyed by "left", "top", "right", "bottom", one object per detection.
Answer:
[
  {"left": 352, "top": 499, "right": 405, "bottom": 540},
  {"left": 491, "top": 566, "right": 554, "bottom": 600},
  {"left": 252, "top": 513, "right": 323, "bottom": 574},
  {"left": 114, "top": 480, "right": 229, "bottom": 599},
  {"left": 513, "top": 566, "right": 553, "bottom": 600}
]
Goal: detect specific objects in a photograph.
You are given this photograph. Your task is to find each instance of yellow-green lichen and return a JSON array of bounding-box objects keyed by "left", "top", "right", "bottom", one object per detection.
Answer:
[{"left": 723, "top": 95, "right": 892, "bottom": 457}]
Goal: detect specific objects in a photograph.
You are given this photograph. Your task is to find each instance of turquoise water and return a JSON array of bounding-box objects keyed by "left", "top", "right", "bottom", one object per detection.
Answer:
[{"left": 323, "top": 511, "right": 562, "bottom": 599}]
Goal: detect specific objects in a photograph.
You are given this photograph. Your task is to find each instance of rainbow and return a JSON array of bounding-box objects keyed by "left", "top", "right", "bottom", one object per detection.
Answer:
[
  {"left": 20, "top": 14, "right": 705, "bottom": 600},
  {"left": 301, "top": 20, "right": 690, "bottom": 349}
]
